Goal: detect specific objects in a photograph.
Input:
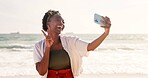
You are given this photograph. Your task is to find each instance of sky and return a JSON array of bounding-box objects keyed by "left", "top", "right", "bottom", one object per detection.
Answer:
[{"left": 0, "top": 0, "right": 148, "bottom": 34}]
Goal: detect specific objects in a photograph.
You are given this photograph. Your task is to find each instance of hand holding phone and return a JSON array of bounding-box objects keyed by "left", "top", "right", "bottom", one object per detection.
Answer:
[{"left": 94, "top": 13, "right": 105, "bottom": 26}]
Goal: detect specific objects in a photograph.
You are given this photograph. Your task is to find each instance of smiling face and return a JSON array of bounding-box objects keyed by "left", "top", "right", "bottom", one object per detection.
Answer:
[{"left": 47, "top": 14, "right": 65, "bottom": 34}]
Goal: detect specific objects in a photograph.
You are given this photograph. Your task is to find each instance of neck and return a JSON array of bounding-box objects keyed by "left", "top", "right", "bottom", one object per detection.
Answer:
[{"left": 49, "top": 32, "right": 60, "bottom": 45}]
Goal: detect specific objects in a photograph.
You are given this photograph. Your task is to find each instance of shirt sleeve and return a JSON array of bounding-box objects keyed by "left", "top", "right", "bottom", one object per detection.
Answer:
[
  {"left": 33, "top": 42, "right": 42, "bottom": 64},
  {"left": 75, "top": 37, "right": 89, "bottom": 57}
]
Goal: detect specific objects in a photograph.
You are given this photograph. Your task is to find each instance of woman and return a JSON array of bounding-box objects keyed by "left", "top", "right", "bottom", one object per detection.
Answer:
[{"left": 33, "top": 10, "right": 111, "bottom": 78}]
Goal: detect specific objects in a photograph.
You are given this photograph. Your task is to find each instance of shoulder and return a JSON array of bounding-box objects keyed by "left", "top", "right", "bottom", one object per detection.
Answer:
[
  {"left": 34, "top": 39, "right": 45, "bottom": 48},
  {"left": 60, "top": 35, "right": 81, "bottom": 45},
  {"left": 60, "top": 34, "right": 79, "bottom": 41}
]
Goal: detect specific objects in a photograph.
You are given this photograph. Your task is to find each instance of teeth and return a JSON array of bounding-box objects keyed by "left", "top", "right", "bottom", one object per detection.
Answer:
[
  {"left": 57, "top": 26, "right": 62, "bottom": 28},
  {"left": 57, "top": 26, "right": 63, "bottom": 31}
]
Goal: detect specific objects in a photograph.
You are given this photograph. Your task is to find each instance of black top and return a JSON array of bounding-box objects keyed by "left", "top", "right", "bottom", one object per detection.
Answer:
[{"left": 48, "top": 49, "right": 71, "bottom": 70}]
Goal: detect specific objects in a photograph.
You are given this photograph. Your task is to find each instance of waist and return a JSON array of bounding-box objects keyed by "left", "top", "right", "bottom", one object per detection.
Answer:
[
  {"left": 48, "top": 68, "right": 72, "bottom": 74},
  {"left": 47, "top": 68, "right": 74, "bottom": 78}
]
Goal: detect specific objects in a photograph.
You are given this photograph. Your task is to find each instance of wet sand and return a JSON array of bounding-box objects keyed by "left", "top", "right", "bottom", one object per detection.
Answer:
[{"left": 1, "top": 74, "right": 148, "bottom": 78}]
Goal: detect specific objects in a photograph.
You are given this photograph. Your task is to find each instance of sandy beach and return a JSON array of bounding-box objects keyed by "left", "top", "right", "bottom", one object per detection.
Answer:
[
  {"left": 78, "top": 74, "right": 148, "bottom": 78},
  {"left": 1, "top": 74, "right": 148, "bottom": 78}
]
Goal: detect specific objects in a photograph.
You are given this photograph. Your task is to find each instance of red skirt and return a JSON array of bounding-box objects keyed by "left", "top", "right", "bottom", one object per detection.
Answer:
[{"left": 47, "top": 69, "right": 74, "bottom": 78}]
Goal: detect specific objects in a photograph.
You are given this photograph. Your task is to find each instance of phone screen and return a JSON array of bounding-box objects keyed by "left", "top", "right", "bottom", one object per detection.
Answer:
[{"left": 94, "top": 13, "right": 105, "bottom": 26}]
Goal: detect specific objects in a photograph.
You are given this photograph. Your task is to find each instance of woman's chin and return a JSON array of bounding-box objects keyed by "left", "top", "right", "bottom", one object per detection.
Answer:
[{"left": 56, "top": 31, "right": 62, "bottom": 34}]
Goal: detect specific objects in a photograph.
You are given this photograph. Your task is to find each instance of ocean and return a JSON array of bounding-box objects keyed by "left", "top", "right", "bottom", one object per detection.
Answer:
[{"left": 0, "top": 34, "right": 148, "bottom": 76}]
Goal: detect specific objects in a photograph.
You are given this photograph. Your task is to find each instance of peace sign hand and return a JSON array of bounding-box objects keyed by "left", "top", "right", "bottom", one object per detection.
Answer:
[{"left": 41, "top": 30, "right": 54, "bottom": 48}]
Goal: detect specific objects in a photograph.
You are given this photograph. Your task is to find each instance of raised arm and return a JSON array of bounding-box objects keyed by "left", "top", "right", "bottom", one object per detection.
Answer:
[
  {"left": 35, "top": 30, "right": 53, "bottom": 76},
  {"left": 87, "top": 16, "right": 111, "bottom": 51}
]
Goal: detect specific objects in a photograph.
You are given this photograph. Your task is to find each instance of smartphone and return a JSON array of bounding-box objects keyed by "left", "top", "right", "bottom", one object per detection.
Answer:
[{"left": 94, "top": 13, "right": 105, "bottom": 26}]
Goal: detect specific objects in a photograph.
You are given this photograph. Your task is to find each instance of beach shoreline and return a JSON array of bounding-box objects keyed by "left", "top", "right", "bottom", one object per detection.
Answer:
[
  {"left": 0, "top": 34, "right": 148, "bottom": 77},
  {"left": 1, "top": 74, "right": 148, "bottom": 78}
]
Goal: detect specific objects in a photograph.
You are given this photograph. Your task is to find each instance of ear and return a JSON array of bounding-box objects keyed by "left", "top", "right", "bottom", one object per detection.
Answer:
[
  {"left": 47, "top": 25, "right": 50, "bottom": 31},
  {"left": 46, "top": 22, "right": 50, "bottom": 28},
  {"left": 46, "top": 21, "right": 50, "bottom": 26}
]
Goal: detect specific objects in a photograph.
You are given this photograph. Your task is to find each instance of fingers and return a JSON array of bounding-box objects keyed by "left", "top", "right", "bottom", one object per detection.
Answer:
[
  {"left": 41, "top": 30, "right": 52, "bottom": 40},
  {"left": 101, "top": 26, "right": 110, "bottom": 28},
  {"left": 100, "top": 20, "right": 106, "bottom": 26},
  {"left": 101, "top": 16, "right": 111, "bottom": 23},
  {"left": 101, "top": 16, "right": 105, "bottom": 21},
  {"left": 101, "top": 16, "right": 111, "bottom": 27},
  {"left": 41, "top": 30, "right": 47, "bottom": 38},
  {"left": 106, "top": 16, "right": 111, "bottom": 24}
]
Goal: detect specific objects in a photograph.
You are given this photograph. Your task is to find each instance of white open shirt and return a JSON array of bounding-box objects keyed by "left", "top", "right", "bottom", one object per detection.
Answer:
[{"left": 33, "top": 35, "right": 89, "bottom": 78}]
